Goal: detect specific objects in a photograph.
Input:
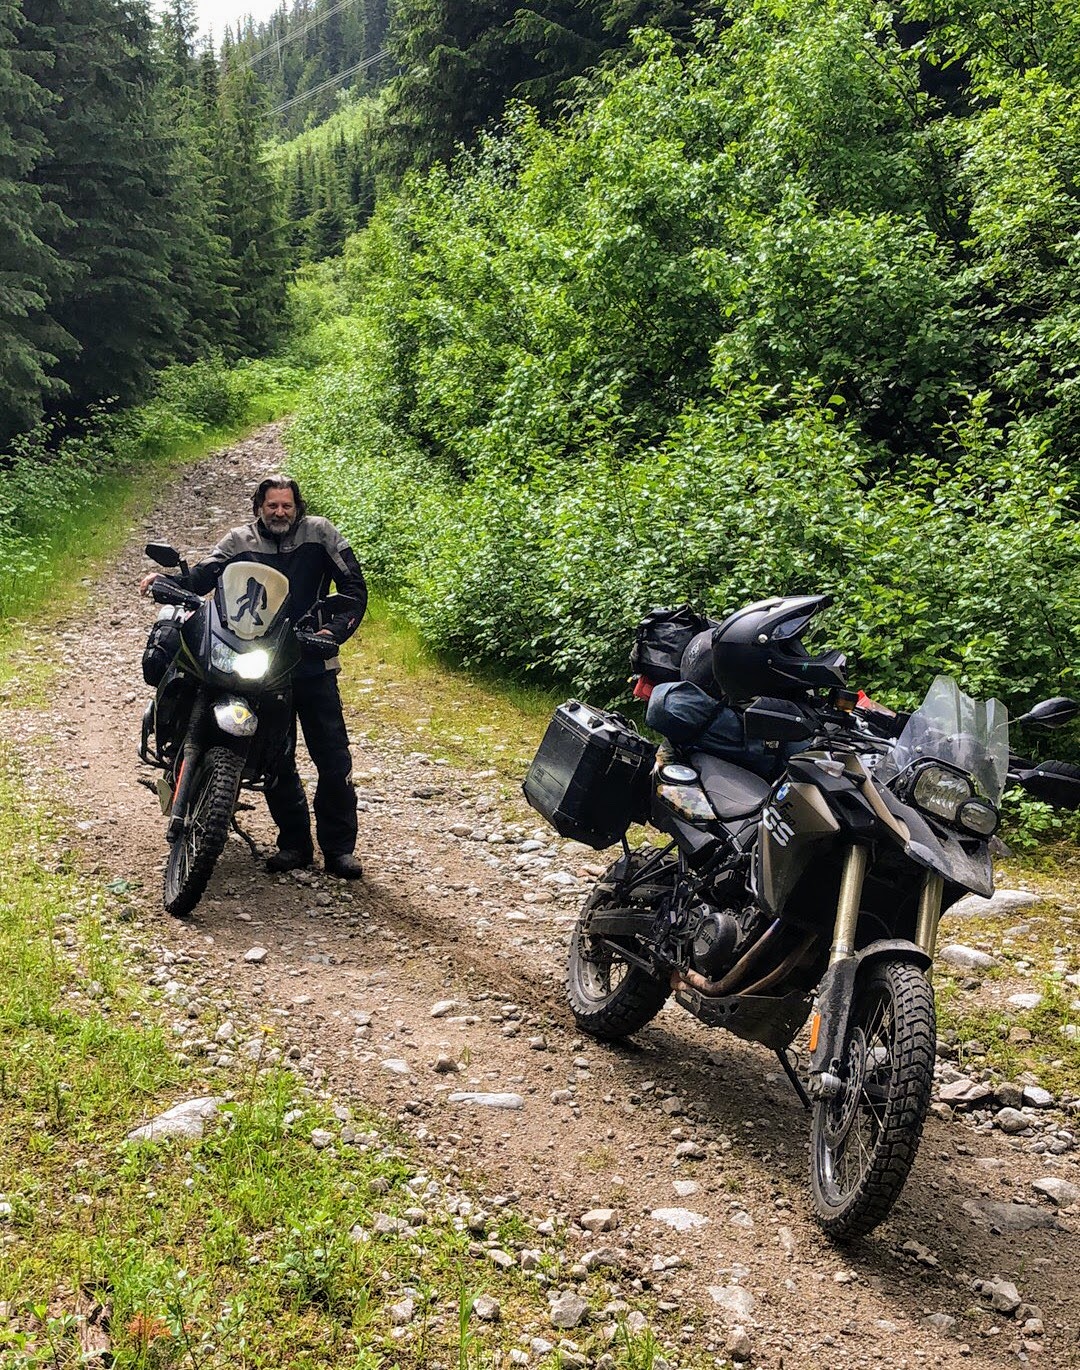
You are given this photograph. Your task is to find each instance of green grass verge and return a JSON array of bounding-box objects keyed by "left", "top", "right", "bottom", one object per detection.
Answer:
[{"left": 0, "top": 747, "right": 692, "bottom": 1369}]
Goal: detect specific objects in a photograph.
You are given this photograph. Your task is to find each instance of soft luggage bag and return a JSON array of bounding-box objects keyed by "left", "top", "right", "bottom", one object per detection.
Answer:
[{"left": 524, "top": 700, "right": 656, "bottom": 848}]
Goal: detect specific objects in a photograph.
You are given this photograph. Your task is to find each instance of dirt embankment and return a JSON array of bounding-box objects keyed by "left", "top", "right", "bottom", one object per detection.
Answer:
[{"left": 6, "top": 423, "right": 1080, "bottom": 1370}]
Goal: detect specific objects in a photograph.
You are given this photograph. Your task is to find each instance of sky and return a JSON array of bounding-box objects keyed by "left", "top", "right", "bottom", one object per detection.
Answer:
[{"left": 193, "top": 0, "right": 284, "bottom": 39}]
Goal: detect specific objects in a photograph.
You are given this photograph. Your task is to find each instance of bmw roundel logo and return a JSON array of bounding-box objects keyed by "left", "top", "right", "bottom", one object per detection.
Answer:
[{"left": 775, "top": 783, "right": 790, "bottom": 803}]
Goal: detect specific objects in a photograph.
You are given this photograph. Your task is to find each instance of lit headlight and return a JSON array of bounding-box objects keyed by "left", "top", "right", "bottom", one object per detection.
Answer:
[
  {"left": 234, "top": 648, "right": 270, "bottom": 680},
  {"left": 210, "top": 640, "right": 270, "bottom": 680},
  {"left": 911, "top": 764, "right": 974, "bottom": 821}
]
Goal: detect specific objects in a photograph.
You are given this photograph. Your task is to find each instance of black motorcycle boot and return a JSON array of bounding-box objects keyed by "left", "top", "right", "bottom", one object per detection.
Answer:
[
  {"left": 323, "top": 852, "right": 363, "bottom": 880},
  {"left": 266, "top": 847, "right": 314, "bottom": 873}
]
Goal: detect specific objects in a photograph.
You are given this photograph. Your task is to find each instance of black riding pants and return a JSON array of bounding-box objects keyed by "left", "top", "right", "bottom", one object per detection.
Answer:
[{"left": 265, "top": 672, "right": 357, "bottom": 857}]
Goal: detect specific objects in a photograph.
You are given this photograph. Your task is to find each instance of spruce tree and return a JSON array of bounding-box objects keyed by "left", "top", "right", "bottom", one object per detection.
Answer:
[
  {"left": 215, "top": 61, "right": 288, "bottom": 351},
  {"left": 0, "top": 0, "right": 73, "bottom": 446},
  {"left": 20, "top": 0, "right": 187, "bottom": 413}
]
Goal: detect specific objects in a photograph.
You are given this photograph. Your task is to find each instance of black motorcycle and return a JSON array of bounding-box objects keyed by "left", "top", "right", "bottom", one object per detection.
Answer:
[
  {"left": 525, "top": 603, "right": 1080, "bottom": 1239},
  {"left": 138, "top": 541, "right": 337, "bottom": 917}
]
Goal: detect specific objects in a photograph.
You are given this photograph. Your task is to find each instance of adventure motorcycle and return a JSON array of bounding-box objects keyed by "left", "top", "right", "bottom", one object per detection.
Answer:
[
  {"left": 138, "top": 541, "right": 338, "bottom": 917},
  {"left": 525, "top": 601, "right": 1080, "bottom": 1240}
]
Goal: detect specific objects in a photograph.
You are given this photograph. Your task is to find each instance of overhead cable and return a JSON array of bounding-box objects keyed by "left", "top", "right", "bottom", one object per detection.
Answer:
[
  {"left": 238, "top": 0, "right": 355, "bottom": 71},
  {"left": 268, "top": 48, "right": 389, "bottom": 116}
]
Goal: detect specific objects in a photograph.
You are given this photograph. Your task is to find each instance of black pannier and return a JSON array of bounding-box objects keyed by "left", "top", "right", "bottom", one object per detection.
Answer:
[
  {"left": 523, "top": 700, "right": 657, "bottom": 849},
  {"left": 630, "top": 604, "right": 711, "bottom": 684},
  {"left": 142, "top": 610, "right": 184, "bottom": 686}
]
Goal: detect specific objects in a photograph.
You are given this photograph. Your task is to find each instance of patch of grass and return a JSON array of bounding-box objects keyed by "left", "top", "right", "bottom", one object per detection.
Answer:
[
  {"left": 339, "top": 592, "right": 563, "bottom": 789},
  {"left": 935, "top": 904, "right": 1080, "bottom": 1095},
  {"left": 0, "top": 746, "right": 705, "bottom": 1368}
]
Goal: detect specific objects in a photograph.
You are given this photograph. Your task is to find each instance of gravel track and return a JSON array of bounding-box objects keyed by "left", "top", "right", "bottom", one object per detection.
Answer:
[{"left": 7, "top": 423, "right": 1080, "bottom": 1369}]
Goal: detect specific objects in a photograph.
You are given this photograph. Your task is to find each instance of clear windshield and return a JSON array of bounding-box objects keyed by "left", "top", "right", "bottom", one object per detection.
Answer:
[
  {"left": 216, "top": 562, "right": 291, "bottom": 641},
  {"left": 877, "top": 675, "right": 1009, "bottom": 803}
]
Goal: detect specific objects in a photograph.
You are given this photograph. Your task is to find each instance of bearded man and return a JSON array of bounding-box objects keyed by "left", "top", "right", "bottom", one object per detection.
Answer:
[{"left": 140, "top": 475, "right": 367, "bottom": 878}]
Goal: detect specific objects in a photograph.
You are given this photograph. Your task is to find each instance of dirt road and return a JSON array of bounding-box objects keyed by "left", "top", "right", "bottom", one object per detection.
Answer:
[{"left": 8, "top": 424, "right": 1080, "bottom": 1369}]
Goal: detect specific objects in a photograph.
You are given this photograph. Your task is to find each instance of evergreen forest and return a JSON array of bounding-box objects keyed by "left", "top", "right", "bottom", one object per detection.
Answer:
[{"left": 4, "top": 0, "right": 1080, "bottom": 713}]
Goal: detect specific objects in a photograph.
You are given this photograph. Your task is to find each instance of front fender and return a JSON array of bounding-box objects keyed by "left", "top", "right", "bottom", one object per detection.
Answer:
[{"left": 808, "top": 939, "right": 932, "bottom": 1078}]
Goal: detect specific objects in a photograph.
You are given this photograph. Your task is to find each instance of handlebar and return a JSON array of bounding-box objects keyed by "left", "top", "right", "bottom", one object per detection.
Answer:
[{"left": 151, "top": 577, "right": 202, "bottom": 611}]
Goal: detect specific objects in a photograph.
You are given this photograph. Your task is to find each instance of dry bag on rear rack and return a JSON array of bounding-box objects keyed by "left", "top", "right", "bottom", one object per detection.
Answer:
[
  {"left": 523, "top": 700, "right": 656, "bottom": 849},
  {"left": 630, "top": 604, "right": 711, "bottom": 684}
]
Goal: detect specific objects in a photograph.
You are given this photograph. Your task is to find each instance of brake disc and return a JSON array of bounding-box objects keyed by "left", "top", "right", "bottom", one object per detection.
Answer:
[{"left": 822, "top": 1026, "right": 868, "bottom": 1148}]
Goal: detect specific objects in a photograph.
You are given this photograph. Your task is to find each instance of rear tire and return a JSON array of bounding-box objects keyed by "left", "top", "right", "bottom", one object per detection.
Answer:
[
  {"left": 810, "top": 959, "right": 935, "bottom": 1240},
  {"left": 163, "top": 746, "right": 243, "bottom": 918},
  {"left": 566, "top": 854, "right": 670, "bottom": 1040}
]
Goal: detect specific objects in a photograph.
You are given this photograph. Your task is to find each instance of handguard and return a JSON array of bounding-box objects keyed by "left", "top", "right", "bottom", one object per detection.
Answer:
[{"left": 294, "top": 628, "right": 340, "bottom": 659}]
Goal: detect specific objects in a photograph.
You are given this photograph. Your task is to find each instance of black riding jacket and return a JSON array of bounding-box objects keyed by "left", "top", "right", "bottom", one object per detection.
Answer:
[{"left": 183, "top": 514, "right": 367, "bottom": 677}]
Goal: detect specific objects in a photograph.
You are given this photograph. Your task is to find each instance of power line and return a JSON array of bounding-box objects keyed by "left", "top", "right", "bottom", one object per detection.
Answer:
[
  {"left": 237, "top": 0, "right": 355, "bottom": 72},
  {"left": 268, "top": 48, "right": 389, "bottom": 117}
]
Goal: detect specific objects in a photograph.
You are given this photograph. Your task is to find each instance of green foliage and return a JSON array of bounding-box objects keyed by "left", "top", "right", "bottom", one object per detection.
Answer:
[{"left": 288, "top": 3, "right": 1080, "bottom": 713}]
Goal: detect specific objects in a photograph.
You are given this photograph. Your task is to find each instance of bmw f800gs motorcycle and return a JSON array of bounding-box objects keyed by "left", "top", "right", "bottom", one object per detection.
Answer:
[
  {"left": 528, "top": 667, "right": 1080, "bottom": 1240},
  {"left": 138, "top": 541, "right": 336, "bottom": 918}
]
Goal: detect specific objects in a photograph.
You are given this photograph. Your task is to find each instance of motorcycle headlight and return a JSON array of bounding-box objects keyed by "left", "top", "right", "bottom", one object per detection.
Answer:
[
  {"left": 957, "top": 797, "right": 999, "bottom": 836},
  {"left": 911, "top": 763, "right": 974, "bottom": 821},
  {"left": 234, "top": 648, "right": 270, "bottom": 680},
  {"left": 210, "top": 640, "right": 270, "bottom": 680}
]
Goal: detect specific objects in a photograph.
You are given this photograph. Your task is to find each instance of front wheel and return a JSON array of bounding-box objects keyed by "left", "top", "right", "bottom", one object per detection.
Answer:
[
  {"left": 810, "top": 959, "right": 935, "bottom": 1241},
  {"left": 163, "top": 746, "right": 243, "bottom": 917},
  {"left": 566, "top": 853, "right": 670, "bottom": 1041}
]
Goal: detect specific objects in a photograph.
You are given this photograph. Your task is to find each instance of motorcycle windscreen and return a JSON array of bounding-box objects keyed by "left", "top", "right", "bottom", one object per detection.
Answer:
[
  {"left": 217, "top": 562, "right": 290, "bottom": 641},
  {"left": 877, "top": 675, "right": 1009, "bottom": 804}
]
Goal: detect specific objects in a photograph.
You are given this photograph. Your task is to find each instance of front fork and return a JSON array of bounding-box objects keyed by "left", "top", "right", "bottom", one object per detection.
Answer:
[{"left": 808, "top": 846, "right": 940, "bottom": 1098}]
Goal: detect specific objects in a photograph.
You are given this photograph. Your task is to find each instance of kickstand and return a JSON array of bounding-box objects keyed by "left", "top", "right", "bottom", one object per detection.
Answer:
[
  {"left": 231, "top": 814, "right": 262, "bottom": 864},
  {"left": 776, "top": 1048, "right": 812, "bottom": 1111}
]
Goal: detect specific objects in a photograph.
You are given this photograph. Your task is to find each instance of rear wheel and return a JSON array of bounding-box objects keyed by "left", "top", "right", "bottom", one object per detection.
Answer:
[
  {"left": 163, "top": 746, "right": 243, "bottom": 918},
  {"left": 810, "top": 959, "right": 935, "bottom": 1240},
  {"left": 566, "top": 853, "right": 670, "bottom": 1040}
]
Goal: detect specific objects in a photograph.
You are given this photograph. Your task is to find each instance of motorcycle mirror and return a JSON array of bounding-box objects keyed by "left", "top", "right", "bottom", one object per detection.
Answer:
[
  {"left": 743, "top": 696, "right": 817, "bottom": 742},
  {"left": 1013, "top": 696, "right": 1080, "bottom": 730},
  {"left": 145, "top": 541, "right": 181, "bottom": 568},
  {"left": 1014, "top": 761, "right": 1080, "bottom": 810}
]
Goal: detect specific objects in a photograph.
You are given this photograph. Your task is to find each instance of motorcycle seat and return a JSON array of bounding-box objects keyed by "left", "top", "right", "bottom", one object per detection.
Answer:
[{"left": 690, "top": 752, "right": 772, "bottom": 818}]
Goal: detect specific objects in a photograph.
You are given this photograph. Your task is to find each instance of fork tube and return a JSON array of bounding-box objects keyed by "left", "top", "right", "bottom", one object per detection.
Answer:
[
  {"left": 915, "top": 871, "right": 945, "bottom": 960},
  {"left": 828, "top": 845, "right": 869, "bottom": 967}
]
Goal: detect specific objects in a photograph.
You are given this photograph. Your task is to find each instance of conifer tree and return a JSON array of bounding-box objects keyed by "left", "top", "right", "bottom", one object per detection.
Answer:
[
  {"left": 216, "top": 61, "right": 288, "bottom": 351},
  {"left": 0, "top": 0, "right": 73, "bottom": 445},
  {"left": 20, "top": 0, "right": 187, "bottom": 412}
]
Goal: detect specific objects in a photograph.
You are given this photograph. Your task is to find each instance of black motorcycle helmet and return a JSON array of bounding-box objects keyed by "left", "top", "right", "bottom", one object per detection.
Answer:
[
  {"left": 711, "top": 595, "right": 847, "bottom": 702},
  {"left": 679, "top": 628, "right": 724, "bottom": 698}
]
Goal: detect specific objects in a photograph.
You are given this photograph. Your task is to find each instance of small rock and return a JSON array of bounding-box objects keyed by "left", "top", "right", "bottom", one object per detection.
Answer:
[
  {"left": 580, "top": 1208, "right": 617, "bottom": 1234},
  {"left": 924, "top": 1313, "right": 957, "bottom": 1334},
  {"left": 488, "top": 1249, "right": 514, "bottom": 1270},
  {"left": 947, "top": 889, "right": 1039, "bottom": 918},
  {"left": 549, "top": 1291, "right": 589, "bottom": 1329},
  {"left": 431, "top": 1000, "right": 459, "bottom": 1018},
  {"left": 310, "top": 1129, "right": 333, "bottom": 1150},
  {"left": 125, "top": 1096, "right": 223, "bottom": 1143},
  {"left": 243, "top": 946, "right": 268, "bottom": 963},
  {"left": 447, "top": 1091, "right": 525, "bottom": 1109},
  {"left": 381, "top": 1059, "right": 410, "bottom": 1076},
  {"left": 674, "top": 1140, "right": 706, "bottom": 1160},
  {"left": 1023, "top": 1085, "right": 1055, "bottom": 1109},
  {"left": 938, "top": 1078, "right": 993, "bottom": 1108},
  {"left": 938, "top": 944, "right": 996, "bottom": 971},
  {"left": 390, "top": 1298, "right": 414, "bottom": 1325},
  {"left": 973, "top": 1277, "right": 1021, "bottom": 1315},
  {"left": 672, "top": 1179, "right": 700, "bottom": 1198},
  {"left": 995, "top": 1107, "right": 1031, "bottom": 1135},
  {"left": 727, "top": 1325, "right": 752, "bottom": 1362},
  {"left": 963, "top": 1200, "right": 1058, "bottom": 1232},
  {"left": 1032, "top": 1176, "right": 1080, "bottom": 1207},
  {"left": 433, "top": 1054, "right": 459, "bottom": 1074},
  {"left": 650, "top": 1206, "right": 708, "bottom": 1231},
  {"left": 1009, "top": 993, "right": 1044, "bottom": 1011},
  {"left": 214, "top": 1021, "right": 235, "bottom": 1043},
  {"left": 472, "top": 1294, "right": 500, "bottom": 1322},
  {"left": 994, "top": 1082, "right": 1025, "bottom": 1110},
  {"left": 708, "top": 1285, "right": 755, "bottom": 1321}
]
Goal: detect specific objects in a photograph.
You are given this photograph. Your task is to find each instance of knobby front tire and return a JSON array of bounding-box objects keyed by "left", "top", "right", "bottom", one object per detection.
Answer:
[
  {"left": 810, "top": 959, "right": 935, "bottom": 1241},
  {"left": 163, "top": 746, "right": 243, "bottom": 918}
]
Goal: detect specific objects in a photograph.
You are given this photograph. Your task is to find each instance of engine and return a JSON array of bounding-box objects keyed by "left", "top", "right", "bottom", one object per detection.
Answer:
[{"left": 689, "top": 902, "right": 764, "bottom": 978}]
